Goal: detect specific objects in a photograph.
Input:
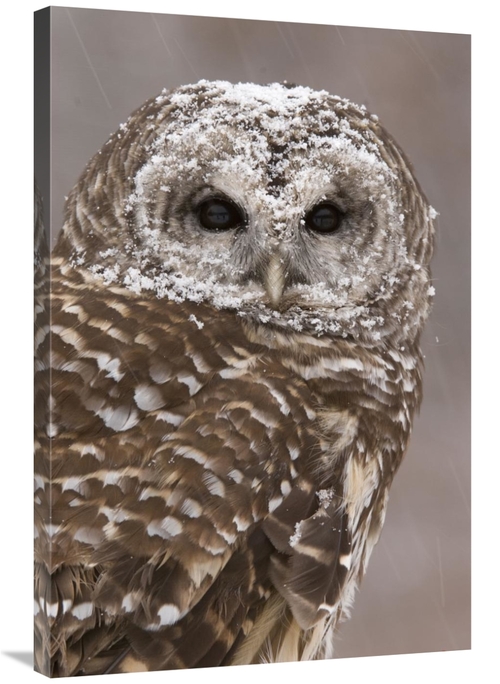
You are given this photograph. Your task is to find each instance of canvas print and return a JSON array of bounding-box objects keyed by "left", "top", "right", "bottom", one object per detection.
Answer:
[{"left": 34, "top": 7, "right": 470, "bottom": 677}]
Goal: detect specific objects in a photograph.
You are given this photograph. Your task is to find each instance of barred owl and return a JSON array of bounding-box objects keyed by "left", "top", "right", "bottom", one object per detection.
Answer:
[{"left": 34, "top": 80, "right": 435, "bottom": 676}]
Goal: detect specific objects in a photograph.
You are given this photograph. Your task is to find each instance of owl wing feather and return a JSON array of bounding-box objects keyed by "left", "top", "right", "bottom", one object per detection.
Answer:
[{"left": 35, "top": 269, "right": 353, "bottom": 674}]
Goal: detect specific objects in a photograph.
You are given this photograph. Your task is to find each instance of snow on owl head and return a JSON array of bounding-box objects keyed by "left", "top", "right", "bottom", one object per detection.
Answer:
[{"left": 57, "top": 80, "right": 435, "bottom": 346}]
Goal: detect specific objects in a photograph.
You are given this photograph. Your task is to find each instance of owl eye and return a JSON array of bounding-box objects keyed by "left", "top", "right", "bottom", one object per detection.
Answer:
[
  {"left": 304, "top": 203, "right": 342, "bottom": 234},
  {"left": 197, "top": 198, "right": 244, "bottom": 232}
]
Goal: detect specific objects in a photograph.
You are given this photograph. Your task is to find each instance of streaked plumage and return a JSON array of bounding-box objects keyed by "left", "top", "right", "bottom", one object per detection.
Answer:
[{"left": 34, "top": 80, "right": 435, "bottom": 675}]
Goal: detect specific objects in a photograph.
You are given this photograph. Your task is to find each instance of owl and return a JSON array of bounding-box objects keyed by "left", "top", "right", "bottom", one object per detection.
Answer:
[{"left": 34, "top": 80, "right": 435, "bottom": 676}]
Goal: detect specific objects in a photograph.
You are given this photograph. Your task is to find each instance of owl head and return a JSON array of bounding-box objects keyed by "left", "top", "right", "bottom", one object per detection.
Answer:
[{"left": 58, "top": 80, "right": 435, "bottom": 345}]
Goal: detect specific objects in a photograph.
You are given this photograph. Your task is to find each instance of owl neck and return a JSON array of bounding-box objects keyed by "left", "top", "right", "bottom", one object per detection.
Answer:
[{"left": 241, "top": 318, "right": 424, "bottom": 442}]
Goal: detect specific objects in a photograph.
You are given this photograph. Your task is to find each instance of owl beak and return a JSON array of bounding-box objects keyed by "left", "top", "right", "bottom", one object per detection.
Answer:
[{"left": 264, "top": 253, "right": 286, "bottom": 309}]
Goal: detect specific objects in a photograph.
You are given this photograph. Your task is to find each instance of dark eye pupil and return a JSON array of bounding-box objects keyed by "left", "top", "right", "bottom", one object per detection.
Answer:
[
  {"left": 198, "top": 198, "right": 243, "bottom": 231},
  {"left": 305, "top": 203, "right": 341, "bottom": 233}
]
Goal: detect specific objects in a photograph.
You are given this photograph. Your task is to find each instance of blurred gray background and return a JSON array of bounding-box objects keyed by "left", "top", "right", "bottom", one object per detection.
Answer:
[{"left": 47, "top": 6, "right": 470, "bottom": 660}]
